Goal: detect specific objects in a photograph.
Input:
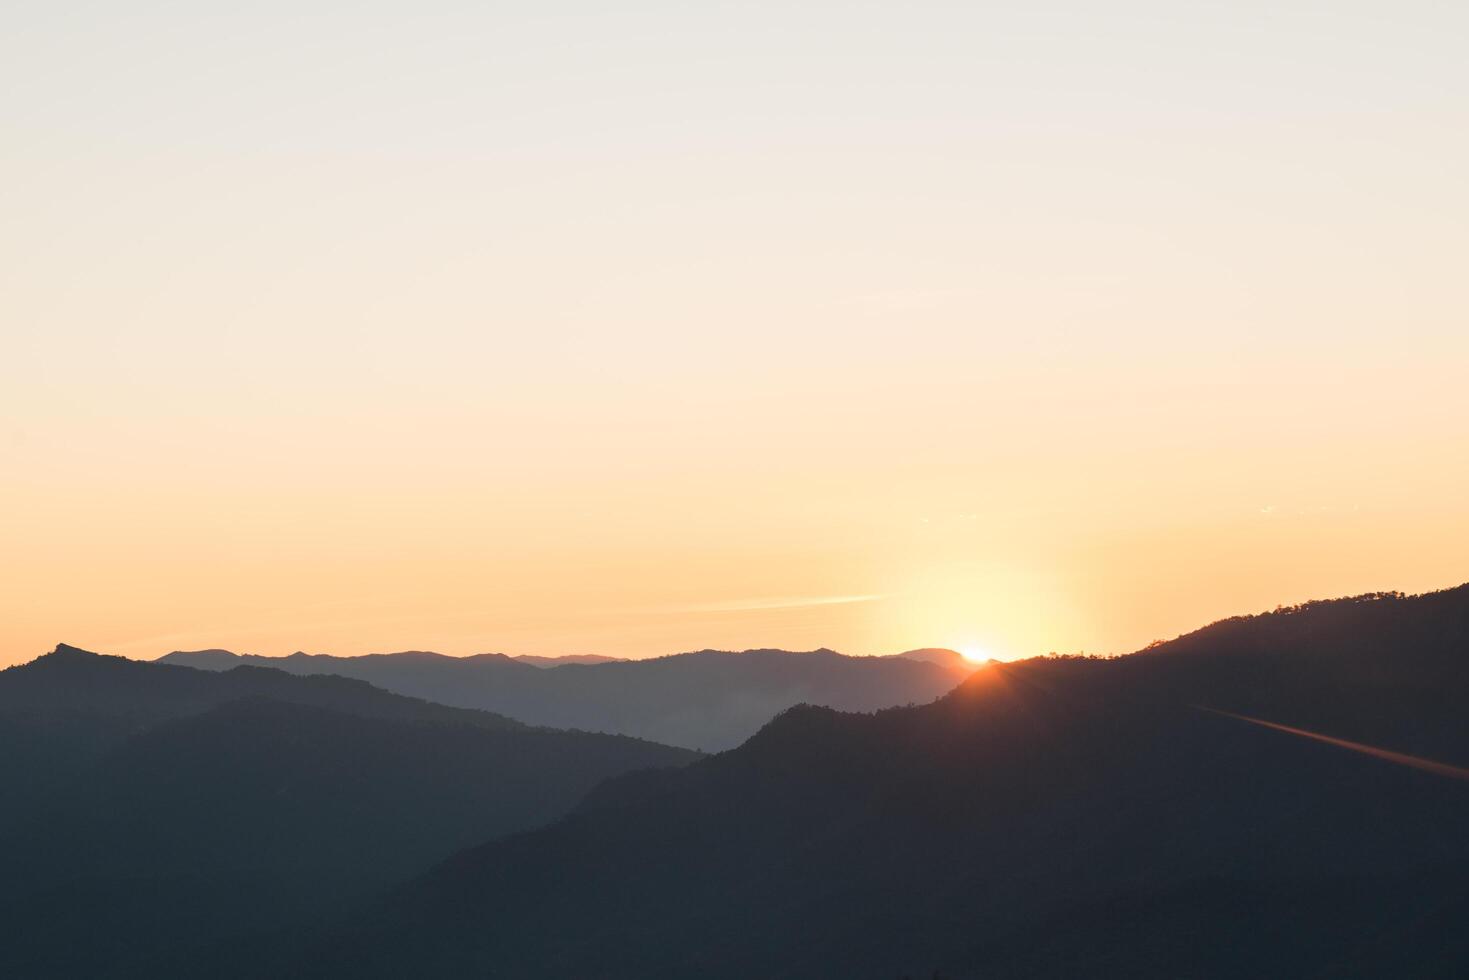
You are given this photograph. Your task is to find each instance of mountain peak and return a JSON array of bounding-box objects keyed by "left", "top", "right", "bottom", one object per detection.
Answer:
[
  {"left": 18, "top": 643, "right": 133, "bottom": 677},
  {"left": 49, "top": 642, "right": 103, "bottom": 660}
]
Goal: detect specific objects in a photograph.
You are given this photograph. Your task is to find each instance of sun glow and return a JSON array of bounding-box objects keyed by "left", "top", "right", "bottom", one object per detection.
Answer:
[{"left": 958, "top": 645, "right": 993, "bottom": 664}]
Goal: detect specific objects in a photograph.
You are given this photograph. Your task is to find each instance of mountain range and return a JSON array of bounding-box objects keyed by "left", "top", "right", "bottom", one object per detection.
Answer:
[
  {"left": 6, "top": 586, "right": 1469, "bottom": 978},
  {"left": 0, "top": 646, "right": 697, "bottom": 978},
  {"left": 282, "top": 586, "right": 1469, "bottom": 978},
  {"left": 158, "top": 645, "right": 975, "bottom": 751}
]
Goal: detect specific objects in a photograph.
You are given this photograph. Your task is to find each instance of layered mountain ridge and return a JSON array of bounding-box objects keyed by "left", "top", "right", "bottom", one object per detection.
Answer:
[
  {"left": 290, "top": 585, "right": 1469, "bottom": 979},
  {"left": 0, "top": 645, "right": 698, "bottom": 978},
  {"left": 159, "top": 645, "right": 974, "bottom": 751}
]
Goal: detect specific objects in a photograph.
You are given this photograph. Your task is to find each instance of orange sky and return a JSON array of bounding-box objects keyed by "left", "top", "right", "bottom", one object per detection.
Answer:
[{"left": 3, "top": 2, "right": 1467, "bottom": 667}]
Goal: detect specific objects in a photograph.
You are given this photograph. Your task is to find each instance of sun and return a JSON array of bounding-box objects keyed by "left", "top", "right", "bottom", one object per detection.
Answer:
[{"left": 957, "top": 644, "right": 993, "bottom": 664}]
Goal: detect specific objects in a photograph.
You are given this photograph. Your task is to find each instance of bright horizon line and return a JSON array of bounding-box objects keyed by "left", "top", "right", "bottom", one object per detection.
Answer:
[
  {"left": 37, "top": 580, "right": 1463, "bottom": 668},
  {"left": 55, "top": 639, "right": 970, "bottom": 663}
]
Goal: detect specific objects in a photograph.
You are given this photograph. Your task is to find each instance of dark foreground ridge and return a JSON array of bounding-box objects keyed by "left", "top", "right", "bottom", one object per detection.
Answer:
[
  {"left": 0, "top": 646, "right": 698, "bottom": 978},
  {"left": 284, "top": 585, "right": 1469, "bottom": 979}
]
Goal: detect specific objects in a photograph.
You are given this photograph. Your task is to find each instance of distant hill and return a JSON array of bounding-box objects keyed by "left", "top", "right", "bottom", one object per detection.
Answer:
[
  {"left": 896, "top": 646, "right": 973, "bottom": 669},
  {"left": 0, "top": 643, "right": 530, "bottom": 825},
  {"left": 292, "top": 586, "right": 1469, "bottom": 979},
  {"left": 513, "top": 653, "right": 627, "bottom": 667},
  {"left": 159, "top": 646, "right": 975, "bottom": 751},
  {"left": 4, "top": 643, "right": 527, "bottom": 733},
  {"left": 0, "top": 645, "right": 697, "bottom": 979}
]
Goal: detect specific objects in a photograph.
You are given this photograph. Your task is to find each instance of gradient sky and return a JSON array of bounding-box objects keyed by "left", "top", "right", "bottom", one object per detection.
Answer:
[{"left": 3, "top": 1, "right": 1467, "bottom": 667}]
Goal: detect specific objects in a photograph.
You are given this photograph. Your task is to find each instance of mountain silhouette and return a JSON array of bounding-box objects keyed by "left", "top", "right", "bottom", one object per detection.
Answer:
[
  {"left": 159, "top": 646, "right": 974, "bottom": 751},
  {"left": 0, "top": 646, "right": 697, "bottom": 978},
  {"left": 513, "top": 653, "right": 627, "bottom": 667},
  {"left": 0, "top": 642, "right": 527, "bottom": 823},
  {"left": 290, "top": 586, "right": 1469, "bottom": 979},
  {"left": 896, "top": 646, "right": 975, "bottom": 670}
]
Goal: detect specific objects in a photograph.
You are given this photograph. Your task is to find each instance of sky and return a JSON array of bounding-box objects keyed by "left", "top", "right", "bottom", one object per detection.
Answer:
[{"left": 3, "top": 1, "right": 1467, "bottom": 667}]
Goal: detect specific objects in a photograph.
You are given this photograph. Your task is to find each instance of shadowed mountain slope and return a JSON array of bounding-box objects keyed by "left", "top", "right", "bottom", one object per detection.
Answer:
[
  {"left": 0, "top": 642, "right": 525, "bottom": 820},
  {"left": 0, "top": 647, "right": 697, "bottom": 979},
  {"left": 295, "top": 586, "right": 1469, "bottom": 979},
  {"left": 159, "top": 646, "right": 974, "bottom": 751}
]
